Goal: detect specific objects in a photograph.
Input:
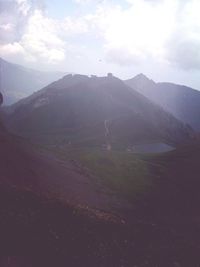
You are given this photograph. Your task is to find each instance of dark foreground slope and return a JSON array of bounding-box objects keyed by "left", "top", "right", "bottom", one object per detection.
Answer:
[
  {"left": 5, "top": 74, "right": 192, "bottom": 148},
  {"left": 140, "top": 141, "right": 200, "bottom": 219},
  {"left": 0, "top": 58, "right": 64, "bottom": 105},
  {"left": 0, "top": 122, "right": 132, "bottom": 266},
  {"left": 125, "top": 74, "right": 200, "bottom": 131},
  {"left": 1, "top": 132, "right": 200, "bottom": 266},
  {"left": 0, "top": 99, "right": 200, "bottom": 266},
  {"left": 1, "top": 86, "right": 200, "bottom": 266},
  {"left": 0, "top": 130, "right": 131, "bottom": 214}
]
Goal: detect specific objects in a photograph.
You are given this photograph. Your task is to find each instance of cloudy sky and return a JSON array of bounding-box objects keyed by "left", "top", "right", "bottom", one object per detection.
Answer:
[{"left": 1, "top": 0, "right": 200, "bottom": 88}]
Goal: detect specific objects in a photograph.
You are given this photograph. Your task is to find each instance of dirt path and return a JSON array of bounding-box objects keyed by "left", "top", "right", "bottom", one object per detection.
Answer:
[
  {"left": 104, "top": 119, "right": 112, "bottom": 150},
  {"left": 104, "top": 119, "right": 109, "bottom": 138}
]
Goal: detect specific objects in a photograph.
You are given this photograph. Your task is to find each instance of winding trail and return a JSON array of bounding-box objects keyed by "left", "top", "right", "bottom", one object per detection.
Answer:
[
  {"left": 104, "top": 119, "right": 111, "bottom": 151},
  {"left": 104, "top": 119, "right": 109, "bottom": 138}
]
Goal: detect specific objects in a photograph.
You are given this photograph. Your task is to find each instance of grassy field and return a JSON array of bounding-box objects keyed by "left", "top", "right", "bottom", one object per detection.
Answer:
[{"left": 49, "top": 146, "right": 166, "bottom": 201}]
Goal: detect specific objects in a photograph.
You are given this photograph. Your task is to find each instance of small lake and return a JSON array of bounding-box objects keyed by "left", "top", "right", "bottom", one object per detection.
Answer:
[{"left": 132, "top": 143, "right": 175, "bottom": 154}]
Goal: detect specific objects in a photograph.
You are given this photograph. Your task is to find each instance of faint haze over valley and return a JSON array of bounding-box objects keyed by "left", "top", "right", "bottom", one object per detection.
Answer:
[{"left": 1, "top": 0, "right": 200, "bottom": 89}]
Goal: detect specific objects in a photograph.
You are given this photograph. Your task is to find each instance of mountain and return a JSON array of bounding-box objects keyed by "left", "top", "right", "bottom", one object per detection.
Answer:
[
  {"left": 0, "top": 98, "right": 132, "bottom": 266},
  {"left": 0, "top": 58, "right": 65, "bottom": 105},
  {"left": 2, "top": 91, "right": 200, "bottom": 266},
  {"left": 0, "top": 101, "right": 130, "bottom": 216},
  {"left": 5, "top": 73, "right": 193, "bottom": 148},
  {"left": 125, "top": 74, "right": 200, "bottom": 131},
  {"left": 2, "top": 125, "right": 200, "bottom": 267}
]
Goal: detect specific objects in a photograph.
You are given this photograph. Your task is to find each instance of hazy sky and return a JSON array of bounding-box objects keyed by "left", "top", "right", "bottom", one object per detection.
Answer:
[{"left": 1, "top": 0, "right": 200, "bottom": 88}]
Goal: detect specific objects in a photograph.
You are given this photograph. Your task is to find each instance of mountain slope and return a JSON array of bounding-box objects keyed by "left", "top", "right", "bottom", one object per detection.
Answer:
[
  {"left": 5, "top": 74, "right": 193, "bottom": 148},
  {"left": 2, "top": 93, "right": 200, "bottom": 266},
  {"left": 125, "top": 74, "right": 200, "bottom": 131},
  {"left": 0, "top": 130, "right": 131, "bottom": 213},
  {"left": 0, "top": 58, "right": 65, "bottom": 105}
]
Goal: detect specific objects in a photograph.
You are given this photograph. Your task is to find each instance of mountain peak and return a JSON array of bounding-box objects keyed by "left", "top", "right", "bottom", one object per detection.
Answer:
[
  {"left": 0, "top": 57, "right": 15, "bottom": 68},
  {"left": 0, "top": 57, "right": 5, "bottom": 63},
  {"left": 133, "top": 73, "right": 154, "bottom": 82},
  {"left": 125, "top": 73, "right": 156, "bottom": 87},
  {"left": 135, "top": 73, "right": 149, "bottom": 79},
  {"left": 124, "top": 73, "right": 156, "bottom": 94},
  {"left": 0, "top": 57, "right": 10, "bottom": 63}
]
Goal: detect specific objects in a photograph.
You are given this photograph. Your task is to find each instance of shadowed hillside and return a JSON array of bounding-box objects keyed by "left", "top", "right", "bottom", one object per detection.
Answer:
[
  {"left": 1, "top": 89, "right": 200, "bottom": 265},
  {"left": 1, "top": 124, "right": 200, "bottom": 266},
  {"left": 125, "top": 74, "right": 200, "bottom": 131},
  {"left": 0, "top": 58, "right": 65, "bottom": 105},
  {"left": 5, "top": 74, "right": 193, "bottom": 148}
]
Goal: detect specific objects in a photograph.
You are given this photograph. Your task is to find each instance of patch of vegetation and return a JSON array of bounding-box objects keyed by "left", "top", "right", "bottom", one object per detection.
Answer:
[{"left": 53, "top": 147, "right": 159, "bottom": 201}]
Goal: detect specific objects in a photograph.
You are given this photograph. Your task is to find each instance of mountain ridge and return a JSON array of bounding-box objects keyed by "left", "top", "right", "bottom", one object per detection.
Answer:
[
  {"left": 125, "top": 74, "right": 200, "bottom": 131},
  {"left": 0, "top": 58, "right": 66, "bottom": 105},
  {"left": 5, "top": 73, "right": 193, "bottom": 148}
]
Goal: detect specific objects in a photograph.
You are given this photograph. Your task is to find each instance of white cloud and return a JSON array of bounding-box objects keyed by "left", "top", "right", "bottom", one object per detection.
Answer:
[
  {"left": 62, "top": 17, "right": 89, "bottom": 36},
  {"left": 0, "top": 23, "right": 14, "bottom": 31},
  {"left": 1, "top": 0, "right": 200, "bottom": 71},
  {"left": 74, "top": 0, "right": 92, "bottom": 3},
  {"left": 20, "top": 10, "right": 66, "bottom": 63},
  {"left": 0, "top": 0, "right": 40, "bottom": 44},
  {"left": 83, "top": 0, "right": 200, "bottom": 70},
  {"left": 15, "top": 0, "right": 31, "bottom": 16},
  {"left": 0, "top": 42, "right": 25, "bottom": 55},
  {"left": 74, "top": 0, "right": 102, "bottom": 4},
  {"left": 0, "top": 0, "right": 91, "bottom": 65},
  {"left": 165, "top": 0, "right": 200, "bottom": 69},
  {"left": 87, "top": 0, "right": 177, "bottom": 65}
]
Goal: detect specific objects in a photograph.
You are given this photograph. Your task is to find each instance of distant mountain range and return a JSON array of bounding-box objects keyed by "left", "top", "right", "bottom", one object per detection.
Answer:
[
  {"left": 2, "top": 57, "right": 200, "bottom": 133},
  {"left": 125, "top": 74, "right": 200, "bottom": 131},
  {"left": 0, "top": 58, "right": 65, "bottom": 105},
  {"left": 5, "top": 73, "right": 192, "bottom": 148}
]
